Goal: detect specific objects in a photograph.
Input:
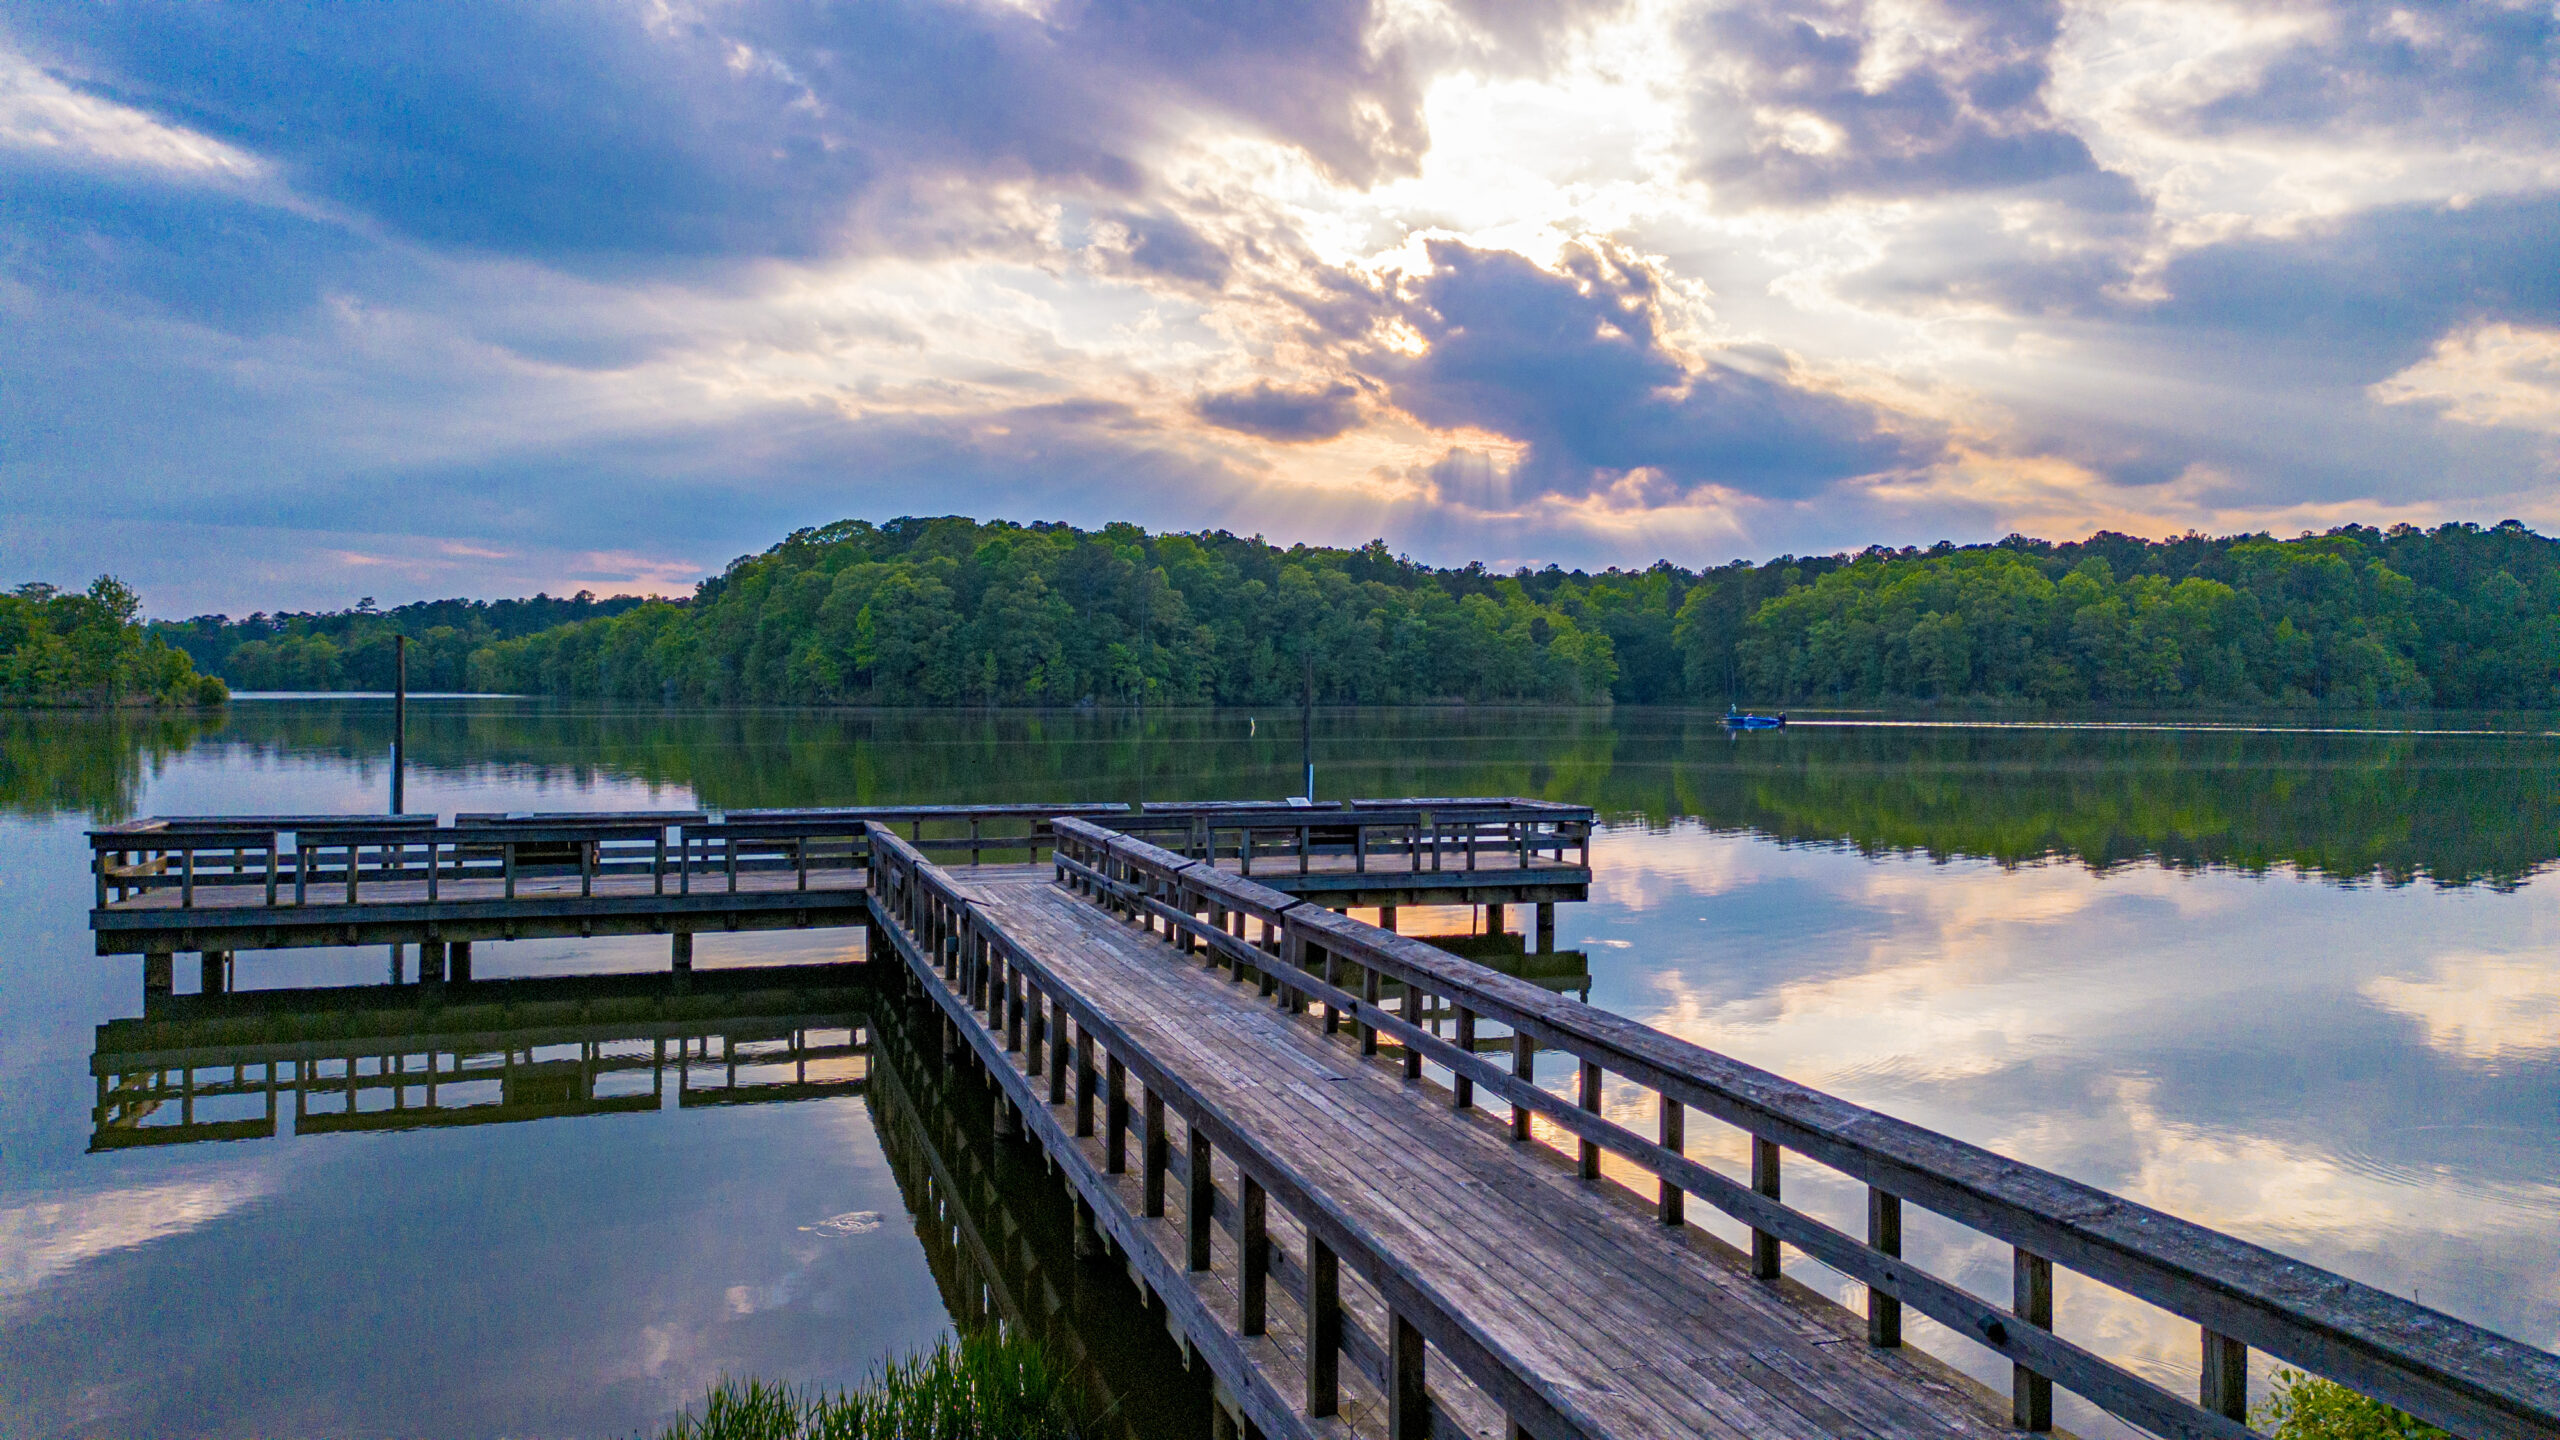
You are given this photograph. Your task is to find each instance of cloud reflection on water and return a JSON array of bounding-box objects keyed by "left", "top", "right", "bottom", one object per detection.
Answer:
[{"left": 1568, "top": 820, "right": 2560, "bottom": 1430}]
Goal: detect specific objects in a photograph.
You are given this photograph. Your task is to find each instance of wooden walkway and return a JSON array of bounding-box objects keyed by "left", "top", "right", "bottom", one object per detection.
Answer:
[{"left": 958, "top": 866, "right": 2007, "bottom": 1439}]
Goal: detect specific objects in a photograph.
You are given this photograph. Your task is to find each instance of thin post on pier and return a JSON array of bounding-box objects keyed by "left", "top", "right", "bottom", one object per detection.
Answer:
[
  {"left": 1300, "top": 651, "right": 1315, "bottom": 800},
  {"left": 390, "top": 634, "right": 408, "bottom": 815}
]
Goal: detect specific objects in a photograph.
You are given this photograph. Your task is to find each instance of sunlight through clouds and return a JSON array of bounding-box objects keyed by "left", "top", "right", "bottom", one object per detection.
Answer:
[{"left": 3, "top": 0, "right": 2557, "bottom": 608}]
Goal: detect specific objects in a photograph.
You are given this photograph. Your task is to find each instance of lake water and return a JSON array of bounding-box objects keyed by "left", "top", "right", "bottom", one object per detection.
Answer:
[{"left": 3, "top": 701, "right": 2555, "bottom": 1438}]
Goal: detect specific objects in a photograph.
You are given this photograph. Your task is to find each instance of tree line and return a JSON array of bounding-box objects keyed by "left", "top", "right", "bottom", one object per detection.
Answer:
[
  {"left": 148, "top": 515, "right": 2560, "bottom": 709},
  {"left": 154, "top": 592, "right": 654, "bottom": 692},
  {"left": 465, "top": 516, "right": 2560, "bottom": 708},
  {"left": 2, "top": 578, "right": 226, "bottom": 708}
]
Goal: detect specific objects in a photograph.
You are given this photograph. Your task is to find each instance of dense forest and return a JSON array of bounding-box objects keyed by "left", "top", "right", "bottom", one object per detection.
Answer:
[
  {"left": 472, "top": 518, "right": 1624, "bottom": 704},
  {"left": 1, "top": 578, "right": 227, "bottom": 708},
  {"left": 460, "top": 516, "right": 2560, "bottom": 709},
  {"left": 154, "top": 592, "right": 653, "bottom": 692}
]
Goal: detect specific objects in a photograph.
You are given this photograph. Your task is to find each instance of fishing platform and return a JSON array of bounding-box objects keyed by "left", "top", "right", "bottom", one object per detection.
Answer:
[{"left": 83, "top": 799, "right": 2560, "bottom": 1440}]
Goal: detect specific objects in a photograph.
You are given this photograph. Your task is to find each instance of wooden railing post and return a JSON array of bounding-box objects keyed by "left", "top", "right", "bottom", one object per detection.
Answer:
[
  {"left": 1048, "top": 998, "right": 1069, "bottom": 1105},
  {"left": 1868, "top": 1188, "right": 1902, "bottom": 1346},
  {"left": 2202, "top": 1329, "right": 2248, "bottom": 1421},
  {"left": 1389, "top": 1311, "right": 1429, "bottom": 1440},
  {"left": 1306, "top": 1237, "right": 1341, "bottom": 1417},
  {"left": 1107, "top": 1054, "right": 1130, "bottom": 1173},
  {"left": 1658, "top": 1098, "right": 1685, "bottom": 1224},
  {"left": 1578, "top": 1059, "right": 1602, "bottom": 1179},
  {"left": 1187, "top": 1128, "right": 1215, "bottom": 1271},
  {"left": 1511, "top": 1034, "right": 1534, "bottom": 1140},
  {"left": 1360, "top": 963, "right": 1381, "bottom": 1056},
  {"left": 1075, "top": 1026, "right": 1097, "bottom": 1137},
  {"left": 2015, "top": 1248, "right": 2054, "bottom": 1431},
  {"left": 1453, "top": 1008, "right": 1476, "bottom": 1108},
  {"left": 1026, "top": 983, "right": 1046, "bottom": 1073},
  {"left": 1143, "top": 1088, "right": 1168, "bottom": 1217},
  {"left": 1239, "top": 1176, "right": 1268, "bottom": 1336},
  {"left": 1401, "top": 974, "right": 1423, "bottom": 1080},
  {"left": 1751, "top": 1138, "right": 1782, "bottom": 1279}
]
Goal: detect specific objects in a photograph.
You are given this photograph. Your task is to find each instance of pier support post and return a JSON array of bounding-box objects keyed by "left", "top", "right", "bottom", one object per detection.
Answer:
[
  {"left": 993, "top": 1090, "right": 1020, "bottom": 1140},
  {"left": 1535, "top": 902, "right": 1555, "bottom": 953},
  {"left": 420, "top": 940, "right": 446, "bottom": 983},
  {"left": 671, "top": 931, "right": 693, "bottom": 972},
  {"left": 1074, "top": 1194, "right": 1103, "bottom": 1260},
  {"left": 1485, "top": 902, "right": 1505, "bottom": 936},
  {"left": 199, "top": 951, "right": 231, "bottom": 995},
  {"left": 1378, "top": 905, "right": 1398, "bottom": 933},
  {"left": 450, "top": 941, "right": 472, "bottom": 982},
  {"left": 144, "top": 951, "right": 173, "bottom": 997}
]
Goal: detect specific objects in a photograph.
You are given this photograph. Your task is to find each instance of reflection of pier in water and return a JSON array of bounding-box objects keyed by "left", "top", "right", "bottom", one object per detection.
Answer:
[
  {"left": 89, "top": 965, "right": 871, "bottom": 1152},
  {"left": 869, "top": 997, "right": 1210, "bottom": 1440}
]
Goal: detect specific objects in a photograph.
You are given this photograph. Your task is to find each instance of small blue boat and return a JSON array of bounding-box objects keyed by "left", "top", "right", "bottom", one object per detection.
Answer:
[{"left": 1723, "top": 706, "right": 1786, "bottom": 730}]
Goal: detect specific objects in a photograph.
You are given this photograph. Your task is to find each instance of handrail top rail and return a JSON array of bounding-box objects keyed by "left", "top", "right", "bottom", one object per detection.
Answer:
[
  {"left": 451, "top": 810, "right": 708, "bottom": 824},
  {"left": 1055, "top": 819, "right": 2560, "bottom": 1437},
  {"left": 724, "top": 803, "right": 1125, "bottom": 821},
  {"left": 90, "top": 814, "right": 438, "bottom": 842},
  {"left": 1118, "top": 797, "right": 1592, "bottom": 823},
  {"left": 93, "top": 795, "right": 1592, "bottom": 850}
]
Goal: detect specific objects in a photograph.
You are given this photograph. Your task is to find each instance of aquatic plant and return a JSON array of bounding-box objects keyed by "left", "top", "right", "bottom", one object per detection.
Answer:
[
  {"left": 658, "top": 1331, "right": 1077, "bottom": 1440},
  {"left": 2254, "top": 1368, "right": 2453, "bottom": 1440}
]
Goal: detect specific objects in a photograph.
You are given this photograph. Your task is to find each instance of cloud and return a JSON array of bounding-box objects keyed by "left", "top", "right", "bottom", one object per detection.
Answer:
[
  {"left": 1195, "top": 379, "right": 1364, "bottom": 441},
  {"left": 2371, "top": 322, "right": 2560, "bottom": 434},
  {"left": 0, "top": 1176, "right": 275, "bottom": 1308},
  {"left": 2159, "top": 0, "right": 2560, "bottom": 145},
  {"left": 0, "top": 168, "right": 373, "bottom": 332},
  {"left": 1369, "top": 240, "right": 1931, "bottom": 502},
  {"left": 5, "top": 0, "right": 1432, "bottom": 273},
  {"left": 1685, "top": 0, "right": 2111, "bottom": 206},
  {"left": 2364, "top": 952, "right": 2560, "bottom": 1064},
  {"left": 2132, "top": 191, "right": 2560, "bottom": 380}
]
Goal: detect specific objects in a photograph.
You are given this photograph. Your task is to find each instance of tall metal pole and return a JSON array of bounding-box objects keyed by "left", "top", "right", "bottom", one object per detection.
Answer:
[
  {"left": 1301, "top": 651, "right": 1315, "bottom": 801},
  {"left": 391, "top": 634, "right": 408, "bottom": 814}
]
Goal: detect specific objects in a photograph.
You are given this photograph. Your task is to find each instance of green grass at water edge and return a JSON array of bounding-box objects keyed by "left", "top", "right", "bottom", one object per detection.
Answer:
[
  {"left": 2255, "top": 1369, "right": 2455, "bottom": 1440},
  {"left": 657, "top": 1332, "right": 1079, "bottom": 1440}
]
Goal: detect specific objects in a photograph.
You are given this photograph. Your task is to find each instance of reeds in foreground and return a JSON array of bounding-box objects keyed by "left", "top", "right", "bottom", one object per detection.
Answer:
[
  {"left": 2255, "top": 1369, "right": 2454, "bottom": 1440},
  {"left": 658, "top": 1331, "right": 1077, "bottom": 1440}
]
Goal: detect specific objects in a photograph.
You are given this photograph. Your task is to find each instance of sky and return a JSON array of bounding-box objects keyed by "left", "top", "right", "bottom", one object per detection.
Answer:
[{"left": 3, "top": 0, "right": 2559, "bottom": 616}]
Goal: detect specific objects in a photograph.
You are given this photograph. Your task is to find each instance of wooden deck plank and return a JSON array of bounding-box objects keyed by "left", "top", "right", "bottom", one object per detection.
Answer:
[{"left": 963, "top": 873, "right": 2011, "bottom": 1440}]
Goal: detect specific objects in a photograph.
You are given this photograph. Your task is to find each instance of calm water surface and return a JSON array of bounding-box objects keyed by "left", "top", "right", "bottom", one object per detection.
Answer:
[{"left": 3, "top": 701, "right": 2555, "bottom": 1438}]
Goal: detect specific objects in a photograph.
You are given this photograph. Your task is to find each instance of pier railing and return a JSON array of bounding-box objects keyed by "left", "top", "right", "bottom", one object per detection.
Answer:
[
  {"left": 1112, "top": 798, "right": 1590, "bottom": 877},
  {"left": 89, "top": 799, "right": 1592, "bottom": 913},
  {"left": 1048, "top": 817, "right": 2560, "bottom": 1440},
  {"left": 869, "top": 822, "right": 1607, "bottom": 1440}
]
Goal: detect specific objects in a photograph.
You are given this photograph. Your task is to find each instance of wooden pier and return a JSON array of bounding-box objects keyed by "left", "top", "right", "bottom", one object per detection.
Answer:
[
  {"left": 86, "top": 800, "right": 1589, "bottom": 978},
  {"left": 81, "top": 798, "right": 2560, "bottom": 1440}
]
